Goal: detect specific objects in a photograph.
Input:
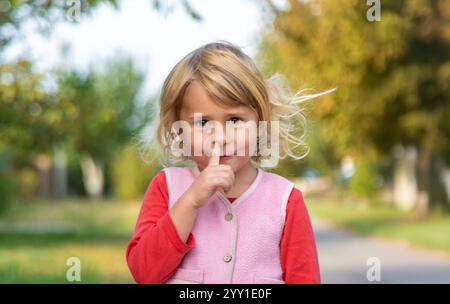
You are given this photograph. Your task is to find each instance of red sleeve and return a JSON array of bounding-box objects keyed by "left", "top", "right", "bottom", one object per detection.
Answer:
[
  {"left": 280, "top": 187, "right": 321, "bottom": 284},
  {"left": 125, "top": 170, "right": 196, "bottom": 284}
]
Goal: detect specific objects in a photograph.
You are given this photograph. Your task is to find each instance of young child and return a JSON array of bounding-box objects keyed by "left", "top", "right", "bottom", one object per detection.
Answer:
[{"left": 126, "top": 41, "right": 322, "bottom": 284}]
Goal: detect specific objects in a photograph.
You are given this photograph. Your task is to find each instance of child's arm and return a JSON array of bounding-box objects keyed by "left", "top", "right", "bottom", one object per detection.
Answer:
[
  {"left": 126, "top": 147, "right": 234, "bottom": 284},
  {"left": 125, "top": 171, "right": 196, "bottom": 284},
  {"left": 280, "top": 188, "right": 321, "bottom": 284}
]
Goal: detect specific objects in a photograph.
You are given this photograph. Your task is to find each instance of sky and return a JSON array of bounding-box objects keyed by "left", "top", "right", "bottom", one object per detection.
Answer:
[{"left": 5, "top": 0, "right": 269, "bottom": 99}]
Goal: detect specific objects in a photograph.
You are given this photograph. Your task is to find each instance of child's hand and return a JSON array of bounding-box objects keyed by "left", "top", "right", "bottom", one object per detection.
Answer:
[{"left": 185, "top": 142, "right": 235, "bottom": 209}]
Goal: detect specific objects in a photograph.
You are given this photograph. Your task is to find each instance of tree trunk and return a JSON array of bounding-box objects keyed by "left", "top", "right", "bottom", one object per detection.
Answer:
[
  {"left": 440, "top": 166, "right": 450, "bottom": 203},
  {"left": 416, "top": 146, "right": 432, "bottom": 217},
  {"left": 33, "top": 154, "right": 52, "bottom": 198},
  {"left": 80, "top": 154, "right": 104, "bottom": 200},
  {"left": 392, "top": 145, "right": 418, "bottom": 211},
  {"left": 434, "top": 156, "right": 450, "bottom": 209},
  {"left": 52, "top": 146, "right": 67, "bottom": 199}
]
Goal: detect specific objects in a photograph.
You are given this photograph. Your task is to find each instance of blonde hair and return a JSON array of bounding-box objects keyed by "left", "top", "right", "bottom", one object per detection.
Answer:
[{"left": 144, "top": 41, "right": 333, "bottom": 168}]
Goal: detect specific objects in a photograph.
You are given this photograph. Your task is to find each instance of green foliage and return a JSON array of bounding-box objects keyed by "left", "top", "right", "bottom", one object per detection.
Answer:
[
  {"left": 55, "top": 56, "right": 146, "bottom": 162},
  {"left": 260, "top": 0, "right": 450, "bottom": 160},
  {"left": 0, "top": 56, "right": 150, "bottom": 197},
  {"left": 0, "top": 173, "right": 14, "bottom": 214},
  {"left": 0, "top": 0, "right": 200, "bottom": 200},
  {"left": 0, "top": 60, "right": 61, "bottom": 157},
  {"left": 259, "top": 0, "right": 450, "bottom": 211},
  {"left": 303, "top": 121, "right": 339, "bottom": 176},
  {"left": 349, "top": 160, "right": 377, "bottom": 198},
  {"left": 0, "top": 152, "right": 18, "bottom": 214},
  {"left": 111, "top": 145, "right": 161, "bottom": 201}
]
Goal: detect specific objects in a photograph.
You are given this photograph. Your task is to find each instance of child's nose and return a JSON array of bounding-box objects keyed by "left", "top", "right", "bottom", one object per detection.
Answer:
[
  {"left": 210, "top": 127, "right": 231, "bottom": 154},
  {"left": 211, "top": 135, "right": 226, "bottom": 152}
]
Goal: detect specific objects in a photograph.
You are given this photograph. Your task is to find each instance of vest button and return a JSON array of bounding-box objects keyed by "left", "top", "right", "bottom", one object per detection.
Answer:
[
  {"left": 225, "top": 212, "right": 233, "bottom": 221},
  {"left": 223, "top": 254, "right": 232, "bottom": 263}
]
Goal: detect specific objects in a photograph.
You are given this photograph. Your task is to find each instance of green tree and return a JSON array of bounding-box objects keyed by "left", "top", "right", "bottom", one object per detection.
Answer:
[
  {"left": 260, "top": 0, "right": 450, "bottom": 215},
  {"left": 55, "top": 56, "right": 146, "bottom": 198},
  {"left": 0, "top": 0, "right": 200, "bottom": 202}
]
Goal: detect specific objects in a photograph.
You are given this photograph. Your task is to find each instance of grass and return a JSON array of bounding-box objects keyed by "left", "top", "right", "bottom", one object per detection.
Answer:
[
  {"left": 306, "top": 194, "right": 450, "bottom": 254},
  {"left": 0, "top": 198, "right": 141, "bottom": 283},
  {"left": 3, "top": 194, "right": 449, "bottom": 283}
]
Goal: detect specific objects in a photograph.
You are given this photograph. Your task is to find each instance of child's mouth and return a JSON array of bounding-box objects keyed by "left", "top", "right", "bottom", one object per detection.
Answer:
[{"left": 219, "top": 156, "right": 233, "bottom": 163}]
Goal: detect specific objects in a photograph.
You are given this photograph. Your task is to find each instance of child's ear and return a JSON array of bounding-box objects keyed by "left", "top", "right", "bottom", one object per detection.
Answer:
[{"left": 171, "top": 127, "right": 181, "bottom": 142}]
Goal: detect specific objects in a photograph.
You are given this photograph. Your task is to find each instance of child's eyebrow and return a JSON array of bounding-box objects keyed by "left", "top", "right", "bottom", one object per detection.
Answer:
[
  {"left": 188, "top": 112, "right": 247, "bottom": 120},
  {"left": 225, "top": 112, "right": 247, "bottom": 117},
  {"left": 189, "top": 115, "right": 212, "bottom": 120}
]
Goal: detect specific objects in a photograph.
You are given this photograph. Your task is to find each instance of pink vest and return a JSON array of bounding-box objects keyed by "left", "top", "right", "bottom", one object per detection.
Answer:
[{"left": 164, "top": 165, "right": 294, "bottom": 284}]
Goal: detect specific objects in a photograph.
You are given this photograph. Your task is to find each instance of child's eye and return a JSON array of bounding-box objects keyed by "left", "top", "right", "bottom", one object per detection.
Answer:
[
  {"left": 228, "top": 117, "right": 243, "bottom": 125},
  {"left": 194, "top": 119, "right": 208, "bottom": 127}
]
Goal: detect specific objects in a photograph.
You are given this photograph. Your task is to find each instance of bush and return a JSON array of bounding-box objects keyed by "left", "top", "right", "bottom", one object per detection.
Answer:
[
  {"left": 0, "top": 152, "right": 18, "bottom": 214},
  {"left": 349, "top": 160, "right": 377, "bottom": 198},
  {"left": 17, "top": 167, "right": 38, "bottom": 198},
  {"left": 111, "top": 145, "right": 161, "bottom": 201}
]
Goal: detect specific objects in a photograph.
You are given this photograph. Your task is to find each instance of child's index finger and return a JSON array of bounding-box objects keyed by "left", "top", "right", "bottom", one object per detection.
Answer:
[{"left": 208, "top": 142, "right": 220, "bottom": 167}]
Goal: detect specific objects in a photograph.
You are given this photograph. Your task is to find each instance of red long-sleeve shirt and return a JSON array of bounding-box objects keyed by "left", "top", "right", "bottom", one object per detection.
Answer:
[{"left": 126, "top": 170, "right": 320, "bottom": 284}]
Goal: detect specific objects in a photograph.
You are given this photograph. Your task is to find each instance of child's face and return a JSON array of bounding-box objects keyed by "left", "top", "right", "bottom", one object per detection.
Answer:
[{"left": 178, "top": 81, "right": 259, "bottom": 173}]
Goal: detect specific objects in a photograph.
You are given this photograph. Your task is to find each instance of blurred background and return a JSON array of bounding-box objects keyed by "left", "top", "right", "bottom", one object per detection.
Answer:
[{"left": 0, "top": 0, "right": 449, "bottom": 283}]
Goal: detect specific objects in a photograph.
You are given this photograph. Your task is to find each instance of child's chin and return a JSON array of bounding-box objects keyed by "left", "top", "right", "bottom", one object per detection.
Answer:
[{"left": 191, "top": 157, "right": 213, "bottom": 170}]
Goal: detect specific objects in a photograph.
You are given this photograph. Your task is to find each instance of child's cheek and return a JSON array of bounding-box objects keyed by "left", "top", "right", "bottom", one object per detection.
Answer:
[
  {"left": 236, "top": 127, "right": 257, "bottom": 157},
  {"left": 189, "top": 130, "right": 208, "bottom": 168},
  {"left": 191, "top": 128, "right": 205, "bottom": 157}
]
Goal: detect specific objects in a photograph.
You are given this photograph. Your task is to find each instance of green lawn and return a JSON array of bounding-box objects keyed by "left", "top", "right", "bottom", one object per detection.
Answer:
[
  {"left": 3, "top": 195, "right": 449, "bottom": 283},
  {"left": 0, "top": 198, "right": 141, "bottom": 283},
  {"left": 306, "top": 195, "right": 450, "bottom": 253}
]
